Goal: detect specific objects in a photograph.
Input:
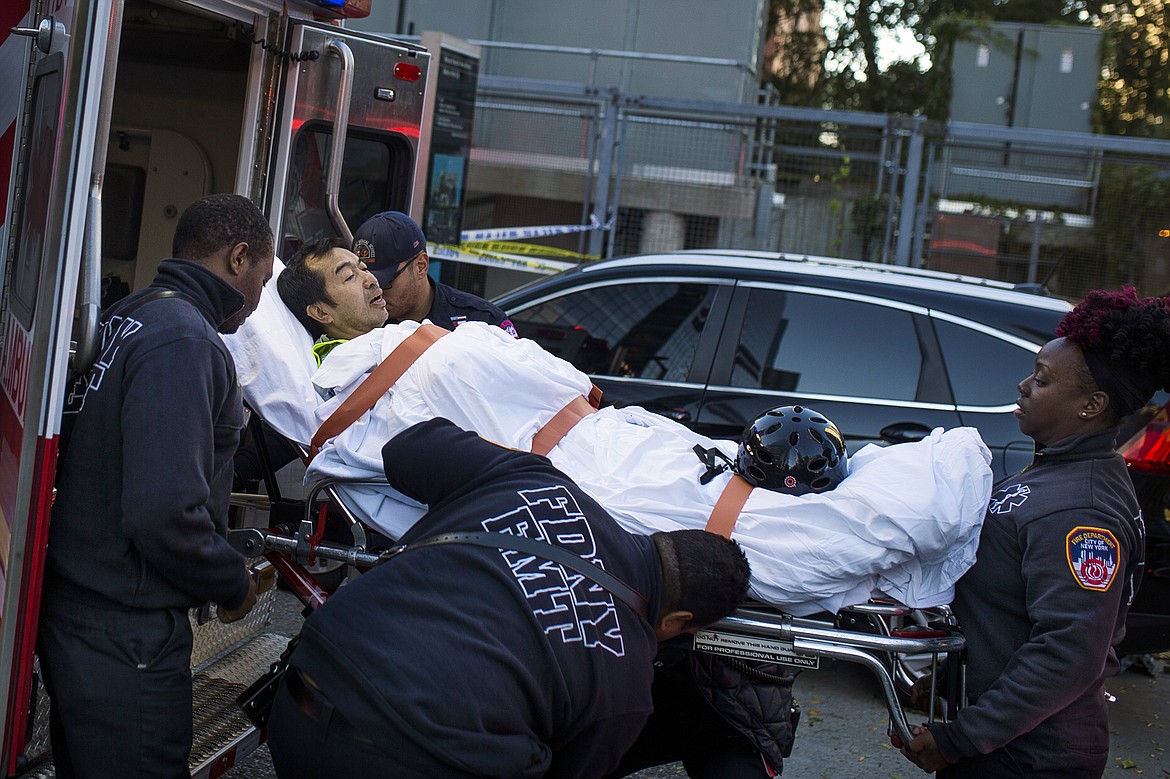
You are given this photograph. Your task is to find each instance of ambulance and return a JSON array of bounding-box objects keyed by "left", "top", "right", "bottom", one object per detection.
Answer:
[{"left": 0, "top": 0, "right": 434, "bottom": 773}]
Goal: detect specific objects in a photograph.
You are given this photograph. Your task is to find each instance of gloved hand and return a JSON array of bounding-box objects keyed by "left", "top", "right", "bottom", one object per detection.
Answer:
[{"left": 218, "top": 571, "right": 259, "bottom": 624}]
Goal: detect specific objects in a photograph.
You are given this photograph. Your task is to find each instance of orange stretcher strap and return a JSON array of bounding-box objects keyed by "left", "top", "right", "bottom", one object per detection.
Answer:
[
  {"left": 705, "top": 474, "right": 754, "bottom": 538},
  {"left": 531, "top": 396, "right": 598, "bottom": 457},
  {"left": 309, "top": 324, "right": 449, "bottom": 460}
]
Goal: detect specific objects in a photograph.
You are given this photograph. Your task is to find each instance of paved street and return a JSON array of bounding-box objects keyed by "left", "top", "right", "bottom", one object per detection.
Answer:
[{"left": 227, "top": 591, "right": 1170, "bottom": 778}]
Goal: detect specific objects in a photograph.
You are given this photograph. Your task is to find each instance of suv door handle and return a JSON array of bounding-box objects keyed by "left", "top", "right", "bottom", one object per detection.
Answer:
[{"left": 879, "top": 422, "right": 932, "bottom": 444}]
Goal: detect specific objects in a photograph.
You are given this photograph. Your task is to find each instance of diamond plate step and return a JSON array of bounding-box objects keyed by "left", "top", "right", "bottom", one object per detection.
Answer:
[{"left": 17, "top": 628, "right": 290, "bottom": 778}]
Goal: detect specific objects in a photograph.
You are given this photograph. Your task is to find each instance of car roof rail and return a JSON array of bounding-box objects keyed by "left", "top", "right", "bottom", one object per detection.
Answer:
[{"left": 1011, "top": 283, "right": 1051, "bottom": 296}]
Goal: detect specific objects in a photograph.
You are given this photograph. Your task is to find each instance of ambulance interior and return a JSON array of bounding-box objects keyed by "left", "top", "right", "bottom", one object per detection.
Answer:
[
  {"left": 99, "top": 0, "right": 415, "bottom": 305},
  {"left": 99, "top": 0, "right": 252, "bottom": 300}
]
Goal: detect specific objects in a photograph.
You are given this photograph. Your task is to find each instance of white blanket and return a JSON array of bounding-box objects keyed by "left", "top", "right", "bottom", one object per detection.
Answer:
[{"left": 224, "top": 275, "right": 992, "bottom": 616}]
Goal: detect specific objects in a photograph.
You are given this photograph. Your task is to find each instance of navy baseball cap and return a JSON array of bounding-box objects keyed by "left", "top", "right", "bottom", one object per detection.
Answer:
[{"left": 352, "top": 211, "right": 427, "bottom": 287}]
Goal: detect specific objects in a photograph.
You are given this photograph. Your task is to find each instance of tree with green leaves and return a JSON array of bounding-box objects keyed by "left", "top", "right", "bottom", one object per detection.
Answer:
[
  {"left": 1096, "top": 0, "right": 1169, "bottom": 138},
  {"left": 764, "top": 0, "right": 1168, "bottom": 139}
]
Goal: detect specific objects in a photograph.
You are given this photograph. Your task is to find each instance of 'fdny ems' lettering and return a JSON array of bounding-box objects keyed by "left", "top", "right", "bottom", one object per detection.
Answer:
[
  {"left": 481, "top": 485, "right": 625, "bottom": 658},
  {"left": 1065, "top": 526, "right": 1119, "bottom": 591}
]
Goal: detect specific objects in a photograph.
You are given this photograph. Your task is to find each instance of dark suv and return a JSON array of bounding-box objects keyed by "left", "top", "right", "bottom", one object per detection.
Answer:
[{"left": 495, "top": 250, "right": 1170, "bottom": 653}]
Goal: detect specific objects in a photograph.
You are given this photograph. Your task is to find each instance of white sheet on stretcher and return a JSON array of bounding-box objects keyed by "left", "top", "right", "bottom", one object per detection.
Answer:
[{"left": 223, "top": 276, "right": 992, "bottom": 616}]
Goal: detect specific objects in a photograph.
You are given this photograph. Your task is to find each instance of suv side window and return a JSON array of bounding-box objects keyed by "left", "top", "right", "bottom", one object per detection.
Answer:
[
  {"left": 934, "top": 319, "right": 1037, "bottom": 406},
  {"left": 731, "top": 289, "right": 922, "bottom": 401},
  {"left": 510, "top": 281, "right": 718, "bottom": 381}
]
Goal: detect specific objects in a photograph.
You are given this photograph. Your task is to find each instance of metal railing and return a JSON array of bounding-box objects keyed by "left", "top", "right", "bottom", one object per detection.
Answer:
[{"left": 461, "top": 66, "right": 1170, "bottom": 299}]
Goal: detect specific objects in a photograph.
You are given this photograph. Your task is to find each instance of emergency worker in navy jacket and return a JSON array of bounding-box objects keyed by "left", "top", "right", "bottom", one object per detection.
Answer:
[
  {"left": 900, "top": 288, "right": 1170, "bottom": 778},
  {"left": 266, "top": 418, "right": 751, "bottom": 779},
  {"left": 39, "top": 194, "right": 274, "bottom": 778},
  {"left": 352, "top": 210, "right": 517, "bottom": 334}
]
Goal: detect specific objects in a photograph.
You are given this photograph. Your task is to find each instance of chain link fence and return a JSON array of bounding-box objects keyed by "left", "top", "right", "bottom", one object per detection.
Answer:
[
  {"left": 462, "top": 72, "right": 1170, "bottom": 301},
  {"left": 924, "top": 128, "right": 1170, "bottom": 298}
]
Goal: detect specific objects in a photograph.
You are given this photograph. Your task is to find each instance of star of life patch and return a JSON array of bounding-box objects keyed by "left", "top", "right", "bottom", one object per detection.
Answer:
[
  {"left": 989, "top": 483, "right": 1030, "bottom": 514},
  {"left": 1065, "top": 526, "right": 1119, "bottom": 591}
]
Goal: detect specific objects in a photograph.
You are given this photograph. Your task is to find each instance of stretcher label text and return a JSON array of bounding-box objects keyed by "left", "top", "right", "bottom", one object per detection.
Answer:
[{"left": 693, "top": 630, "right": 820, "bottom": 669}]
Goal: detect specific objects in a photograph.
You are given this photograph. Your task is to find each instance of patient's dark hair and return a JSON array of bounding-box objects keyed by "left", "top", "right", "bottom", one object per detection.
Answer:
[
  {"left": 653, "top": 529, "right": 750, "bottom": 628},
  {"left": 172, "top": 194, "right": 273, "bottom": 264},
  {"left": 277, "top": 237, "right": 350, "bottom": 339}
]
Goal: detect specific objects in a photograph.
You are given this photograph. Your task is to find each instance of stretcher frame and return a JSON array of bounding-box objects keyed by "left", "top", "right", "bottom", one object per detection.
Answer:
[{"left": 230, "top": 464, "right": 967, "bottom": 746}]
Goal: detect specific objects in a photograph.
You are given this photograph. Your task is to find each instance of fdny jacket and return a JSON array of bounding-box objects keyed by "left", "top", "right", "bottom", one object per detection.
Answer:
[
  {"left": 47, "top": 259, "right": 252, "bottom": 612},
  {"left": 929, "top": 427, "right": 1145, "bottom": 764},
  {"left": 289, "top": 418, "right": 661, "bottom": 779}
]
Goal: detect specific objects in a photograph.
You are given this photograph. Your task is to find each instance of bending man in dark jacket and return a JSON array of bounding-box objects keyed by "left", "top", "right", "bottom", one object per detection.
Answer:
[
  {"left": 39, "top": 194, "right": 274, "bottom": 778},
  {"left": 267, "top": 418, "right": 751, "bottom": 779}
]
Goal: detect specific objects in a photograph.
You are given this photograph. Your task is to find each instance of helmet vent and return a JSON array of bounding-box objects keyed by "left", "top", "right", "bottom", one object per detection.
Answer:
[
  {"left": 748, "top": 465, "right": 767, "bottom": 482},
  {"left": 789, "top": 431, "right": 800, "bottom": 446},
  {"left": 756, "top": 448, "right": 774, "bottom": 464},
  {"left": 810, "top": 476, "right": 832, "bottom": 490},
  {"left": 809, "top": 428, "right": 824, "bottom": 443},
  {"left": 807, "top": 457, "right": 827, "bottom": 473}
]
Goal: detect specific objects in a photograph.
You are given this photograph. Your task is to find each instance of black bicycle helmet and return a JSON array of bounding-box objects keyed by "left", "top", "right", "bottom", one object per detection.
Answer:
[{"left": 735, "top": 405, "right": 849, "bottom": 495}]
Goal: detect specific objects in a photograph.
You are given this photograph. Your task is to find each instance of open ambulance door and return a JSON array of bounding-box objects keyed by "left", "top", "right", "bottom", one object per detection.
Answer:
[
  {"left": 264, "top": 22, "right": 431, "bottom": 259},
  {"left": 0, "top": 1, "right": 117, "bottom": 773},
  {"left": 0, "top": 9, "right": 429, "bottom": 772}
]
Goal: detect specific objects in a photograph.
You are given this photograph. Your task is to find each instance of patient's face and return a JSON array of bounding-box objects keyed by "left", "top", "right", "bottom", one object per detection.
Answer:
[{"left": 309, "top": 248, "right": 389, "bottom": 339}]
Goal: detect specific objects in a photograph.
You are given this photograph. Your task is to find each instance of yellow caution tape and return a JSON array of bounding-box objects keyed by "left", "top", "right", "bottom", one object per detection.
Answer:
[
  {"left": 429, "top": 243, "right": 577, "bottom": 275},
  {"left": 461, "top": 240, "right": 600, "bottom": 262}
]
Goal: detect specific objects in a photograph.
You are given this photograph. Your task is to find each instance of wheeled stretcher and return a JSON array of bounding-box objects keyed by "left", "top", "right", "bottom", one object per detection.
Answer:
[
  {"left": 227, "top": 502, "right": 966, "bottom": 745},
  {"left": 222, "top": 262, "right": 972, "bottom": 741}
]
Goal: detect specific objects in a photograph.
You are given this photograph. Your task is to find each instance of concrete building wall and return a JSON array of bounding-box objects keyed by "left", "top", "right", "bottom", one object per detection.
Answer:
[{"left": 350, "top": 0, "right": 765, "bottom": 102}]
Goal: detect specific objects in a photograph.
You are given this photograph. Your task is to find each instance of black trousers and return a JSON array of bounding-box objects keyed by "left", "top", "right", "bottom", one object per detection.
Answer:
[{"left": 37, "top": 590, "right": 193, "bottom": 779}]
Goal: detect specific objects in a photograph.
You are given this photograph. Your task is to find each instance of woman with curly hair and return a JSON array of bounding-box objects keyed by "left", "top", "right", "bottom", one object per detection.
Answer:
[{"left": 901, "top": 287, "right": 1170, "bottom": 778}]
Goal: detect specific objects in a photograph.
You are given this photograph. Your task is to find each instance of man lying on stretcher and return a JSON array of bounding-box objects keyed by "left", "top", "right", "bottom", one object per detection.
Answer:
[{"left": 224, "top": 238, "right": 994, "bottom": 617}]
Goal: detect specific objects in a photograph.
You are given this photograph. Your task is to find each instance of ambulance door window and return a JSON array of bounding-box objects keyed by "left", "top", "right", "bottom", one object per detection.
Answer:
[{"left": 280, "top": 125, "right": 414, "bottom": 258}]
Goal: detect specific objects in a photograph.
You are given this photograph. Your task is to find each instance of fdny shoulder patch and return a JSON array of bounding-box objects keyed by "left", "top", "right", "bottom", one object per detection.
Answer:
[{"left": 1065, "top": 526, "right": 1120, "bottom": 591}]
